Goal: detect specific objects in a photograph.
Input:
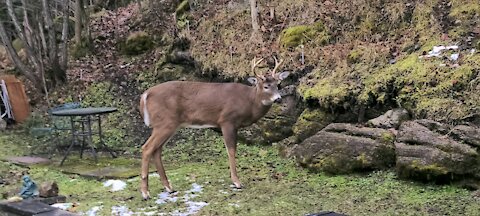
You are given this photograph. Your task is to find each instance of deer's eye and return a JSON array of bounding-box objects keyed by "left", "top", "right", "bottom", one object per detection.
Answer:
[{"left": 263, "top": 86, "right": 269, "bottom": 90}]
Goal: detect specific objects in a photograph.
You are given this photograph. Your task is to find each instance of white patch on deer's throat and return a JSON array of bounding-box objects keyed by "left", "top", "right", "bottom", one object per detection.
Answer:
[{"left": 142, "top": 93, "right": 150, "bottom": 126}]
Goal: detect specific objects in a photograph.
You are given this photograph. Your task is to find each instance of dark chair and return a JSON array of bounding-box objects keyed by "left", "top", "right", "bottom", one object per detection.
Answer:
[{"left": 30, "top": 102, "right": 82, "bottom": 157}]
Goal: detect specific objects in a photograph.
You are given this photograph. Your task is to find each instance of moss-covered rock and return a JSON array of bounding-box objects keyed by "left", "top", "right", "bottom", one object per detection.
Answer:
[
  {"left": 120, "top": 31, "right": 154, "bottom": 56},
  {"left": 279, "top": 22, "right": 329, "bottom": 48},
  {"left": 395, "top": 120, "right": 480, "bottom": 184},
  {"left": 291, "top": 123, "right": 396, "bottom": 174},
  {"left": 292, "top": 108, "right": 334, "bottom": 141}
]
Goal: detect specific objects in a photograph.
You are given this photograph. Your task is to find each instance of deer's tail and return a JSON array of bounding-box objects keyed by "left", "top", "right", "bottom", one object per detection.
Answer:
[{"left": 141, "top": 92, "right": 150, "bottom": 126}]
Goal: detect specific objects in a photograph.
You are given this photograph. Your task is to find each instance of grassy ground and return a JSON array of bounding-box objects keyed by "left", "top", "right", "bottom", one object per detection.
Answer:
[{"left": 1, "top": 130, "right": 479, "bottom": 215}]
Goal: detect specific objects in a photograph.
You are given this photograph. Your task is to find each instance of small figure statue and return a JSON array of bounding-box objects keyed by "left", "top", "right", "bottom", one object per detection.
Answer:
[{"left": 19, "top": 175, "right": 39, "bottom": 199}]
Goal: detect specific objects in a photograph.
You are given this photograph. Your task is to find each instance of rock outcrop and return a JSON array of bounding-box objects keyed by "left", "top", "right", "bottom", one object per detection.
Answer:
[
  {"left": 292, "top": 123, "right": 396, "bottom": 174},
  {"left": 395, "top": 120, "right": 480, "bottom": 183}
]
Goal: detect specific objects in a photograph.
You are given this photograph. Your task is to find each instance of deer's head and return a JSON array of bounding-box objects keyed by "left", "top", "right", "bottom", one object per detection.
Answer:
[{"left": 248, "top": 57, "right": 289, "bottom": 106}]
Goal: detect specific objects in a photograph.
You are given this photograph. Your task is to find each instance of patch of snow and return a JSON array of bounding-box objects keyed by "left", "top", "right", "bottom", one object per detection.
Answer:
[
  {"left": 111, "top": 205, "right": 133, "bottom": 216},
  {"left": 218, "top": 190, "right": 229, "bottom": 194},
  {"left": 155, "top": 191, "right": 179, "bottom": 204},
  {"left": 155, "top": 183, "right": 209, "bottom": 216},
  {"left": 228, "top": 203, "right": 241, "bottom": 207},
  {"left": 85, "top": 206, "right": 102, "bottom": 216},
  {"left": 51, "top": 203, "right": 73, "bottom": 211},
  {"left": 149, "top": 173, "right": 160, "bottom": 177},
  {"left": 186, "top": 183, "right": 203, "bottom": 193},
  {"left": 103, "top": 180, "right": 127, "bottom": 192},
  {"left": 450, "top": 53, "right": 459, "bottom": 61}
]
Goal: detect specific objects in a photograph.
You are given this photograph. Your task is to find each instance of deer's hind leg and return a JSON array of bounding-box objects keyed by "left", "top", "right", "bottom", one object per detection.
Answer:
[
  {"left": 153, "top": 136, "right": 175, "bottom": 193},
  {"left": 140, "top": 125, "right": 177, "bottom": 200}
]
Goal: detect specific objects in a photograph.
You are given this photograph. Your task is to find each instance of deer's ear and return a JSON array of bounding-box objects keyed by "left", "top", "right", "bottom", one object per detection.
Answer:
[
  {"left": 247, "top": 77, "right": 258, "bottom": 86},
  {"left": 277, "top": 71, "right": 290, "bottom": 81}
]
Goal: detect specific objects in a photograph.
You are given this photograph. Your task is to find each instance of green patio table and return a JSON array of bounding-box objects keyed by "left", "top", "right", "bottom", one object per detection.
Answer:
[{"left": 51, "top": 107, "right": 118, "bottom": 165}]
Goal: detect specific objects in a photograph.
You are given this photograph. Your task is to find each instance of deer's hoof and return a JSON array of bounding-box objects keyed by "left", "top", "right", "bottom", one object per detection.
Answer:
[
  {"left": 165, "top": 186, "right": 176, "bottom": 194},
  {"left": 141, "top": 191, "right": 151, "bottom": 200},
  {"left": 230, "top": 182, "right": 243, "bottom": 190}
]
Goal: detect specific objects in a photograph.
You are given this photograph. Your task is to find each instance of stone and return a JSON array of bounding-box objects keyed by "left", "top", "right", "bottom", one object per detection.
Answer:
[
  {"left": 395, "top": 120, "right": 480, "bottom": 183},
  {"left": 39, "top": 182, "right": 59, "bottom": 198},
  {"left": 291, "top": 123, "right": 395, "bottom": 174},
  {"left": 367, "top": 108, "right": 410, "bottom": 129},
  {"left": 5, "top": 156, "right": 50, "bottom": 166},
  {"left": 450, "top": 125, "right": 480, "bottom": 148},
  {"left": 0, "top": 199, "right": 76, "bottom": 216}
]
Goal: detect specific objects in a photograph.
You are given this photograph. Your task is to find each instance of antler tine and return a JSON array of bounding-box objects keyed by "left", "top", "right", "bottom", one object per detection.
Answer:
[
  {"left": 251, "top": 57, "right": 264, "bottom": 77},
  {"left": 272, "top": 56, "right": 284, "bottom": 76}
]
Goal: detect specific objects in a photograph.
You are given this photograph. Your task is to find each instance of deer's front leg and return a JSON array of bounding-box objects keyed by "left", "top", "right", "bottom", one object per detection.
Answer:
[{"left": 221, "top": 124, "right": 241, "bottom": 189}]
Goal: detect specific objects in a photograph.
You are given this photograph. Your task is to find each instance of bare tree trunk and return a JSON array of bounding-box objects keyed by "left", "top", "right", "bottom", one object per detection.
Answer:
[
  {"left": 60, "top": 1, "right": 70, "bottom": 70},
  {"left": 75, "top": 0, "right": 83, "bottom": 44},
  {"left": 42, "top": 0, "right": 65, "bottom": 85},
  {"left": 0, "top": 22, "right": 43, "bottom": 91},
  {"left": 8, "top": 0, "right": 41, "bottom": 70},
  {"left": 249, "top": 0, "right": 259, "bottom": 35},
  {"left": 83, "top": 0, "right": 91, "bottom": 41}
]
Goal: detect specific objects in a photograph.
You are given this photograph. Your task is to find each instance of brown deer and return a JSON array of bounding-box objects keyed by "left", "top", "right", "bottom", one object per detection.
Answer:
[{"left": 139, "top": 57, "right": 289, "bottom": 199}]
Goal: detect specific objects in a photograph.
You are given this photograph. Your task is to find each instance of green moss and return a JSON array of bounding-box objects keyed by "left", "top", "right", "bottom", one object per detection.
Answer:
[
  {"left": 381, "top": 132, "right": 395, "bottom": 144},
  {"left": 347, "top": 49, "right": 362, "bottom": 64},
  {"left": 292, "top": 108, "right": 333, "bottom": 141},
  {"left": 406, "top": 161, "right": 450, "bottom": 181},
  {"left": 448, "top": 1, "right": 480, "bottom": 39},
  {"left": 119, "top": 31, "right": 154, "bottom": 55},
  {"left": 299, "top": 79, "right": 351, "bottom": 109},
  {"left": 175, "top": 0, "right": 190, "bottom": 16},
  {"left": 449, "top": 1, "right": 480, "bottom": 19},
  {"left": 356, "top": 153, "right": 370, "bottom": 167},
  {"left": 411, "top": 0, "right": 439, "bottom": 38},
  {"left": 279, "top": 22, "right": 329, "bottom": 48}
]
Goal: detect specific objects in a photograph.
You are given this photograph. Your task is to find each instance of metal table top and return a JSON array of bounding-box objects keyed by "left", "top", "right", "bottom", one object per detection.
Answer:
[{"left": 50, "top": 107, "right": 118, "bottom": 116}]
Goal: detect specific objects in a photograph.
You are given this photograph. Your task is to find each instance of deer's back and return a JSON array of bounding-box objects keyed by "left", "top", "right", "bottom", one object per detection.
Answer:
[{"left": 145, "top": 81, "right": 255, "bottom": 127}]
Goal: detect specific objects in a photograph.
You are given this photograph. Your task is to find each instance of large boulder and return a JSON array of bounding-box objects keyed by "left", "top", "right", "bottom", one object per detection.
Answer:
[
  {"left": 291, "top": 123, "right": 396, "bottom": 174},
  {"left": 367, "top": 108, "right": 410, "bottom": 129},
  {"left": 395, "top": 120, "right": 480, "bottom": 183}
]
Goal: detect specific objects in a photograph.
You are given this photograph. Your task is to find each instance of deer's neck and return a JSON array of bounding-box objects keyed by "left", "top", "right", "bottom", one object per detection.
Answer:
[{"left": 250, "top": 87, "right": 272, "bottom": 121}]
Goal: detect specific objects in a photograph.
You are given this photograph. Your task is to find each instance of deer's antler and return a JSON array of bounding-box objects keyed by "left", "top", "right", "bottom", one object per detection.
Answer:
[
  {"left": 251, "top": 57, "right": 264, "bottom": 78},
  {"left": 271, "top": 56, "right": 284, "bottom": 77}
]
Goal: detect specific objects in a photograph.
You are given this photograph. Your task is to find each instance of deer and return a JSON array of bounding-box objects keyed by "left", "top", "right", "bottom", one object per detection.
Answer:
[{"left": 138, "top": 56, "right": 289, "bottom": 200}]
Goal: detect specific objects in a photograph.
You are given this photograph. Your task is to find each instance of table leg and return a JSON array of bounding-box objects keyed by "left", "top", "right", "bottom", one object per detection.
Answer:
[
  {"left": 60, "top": 116, "right": 77, "bottom": 166},
  {"left": 86, "top": 115, "right": 98, "bottom": 163},
  {"left": 80, "top": 118, "right": 86, "bottom": 159},
  {"left": 98, "top": 115, "right": 117, "bottom": 158}
]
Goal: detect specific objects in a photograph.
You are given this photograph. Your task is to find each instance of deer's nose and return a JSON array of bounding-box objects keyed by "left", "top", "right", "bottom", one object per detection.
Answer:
[{"left": 274, "top": 95, "right": 282, "bottom": 103}]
